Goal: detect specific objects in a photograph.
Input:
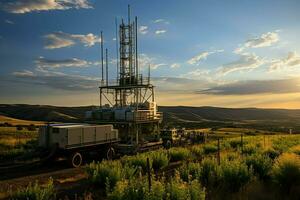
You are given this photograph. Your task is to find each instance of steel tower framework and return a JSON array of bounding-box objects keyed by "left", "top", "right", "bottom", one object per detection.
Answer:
[{"left": 93, "top": 6, "right": 162, "bottom": 149}]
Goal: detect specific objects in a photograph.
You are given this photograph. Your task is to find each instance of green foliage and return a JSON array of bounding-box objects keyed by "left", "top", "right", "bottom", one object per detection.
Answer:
[
  {"left": 263, "top": 148, "right": 280, "bottom": 160},
  {"left": 151, "top": 151, "right": 169, "bottom": 172},
  {"left": 229, "top": 139, "right": 242, "bottom": 149},
  {"left": 108, "top": 175, "right": 205, "bottom": 200},
  {"left": 245, "top": 154, "right": 272, "bottom": 180},
  {"left": 225, "top": 152, "right": 240, "bottom": 161},
  {"left": 219, "top": 160, "right": 252, "bottom": 192},
  {"left": 85, "top": 160, "right": 123, "bottom": 189},
  {"left": 122, "top": 154, "right": 150, "bottom": 172},
  {"left": 272, "top": 153, "right": 300, "bottom": 192},
  {"left": 165, "top": 172, "right": 205, "bottom": 200},
  {"left": 198, "top": 158, "right": 220, "bottom": 187},
  {"left": 168, "top": 147, "right": 190, "bottom": 162},
  {"left": 190, "top": 146, "right": 204, "bottom": 160},
  {"left": 272, "top": 136, "right": 300, "bottom": 153},
  {"left": 146, "top": 180, "right": 165, "bottom": 200},
  {"left": 203, "top": 144, "right": 218, "bottom": 154},
  {"left": 10, "top": 178, "right": 55, "bottom": 200},
  {"left": 241, "top": 144, "right": 258, "bottom": 155},
  {"left": 178, "top": 162, "right": 201, "bottom": 182}
]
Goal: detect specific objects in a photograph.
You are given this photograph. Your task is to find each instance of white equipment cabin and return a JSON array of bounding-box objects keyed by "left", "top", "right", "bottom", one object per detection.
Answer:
[{"left": 38, "top": 124, "right": 119, "bottom": 167}]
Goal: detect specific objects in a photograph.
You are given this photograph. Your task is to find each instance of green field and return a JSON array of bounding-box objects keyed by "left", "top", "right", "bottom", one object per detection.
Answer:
[
  {"left": 7, "top": 132, "right": 300, "bottom": 200},
  {"left": 0, "top": 126, "right": 38, "bottom": 162}
]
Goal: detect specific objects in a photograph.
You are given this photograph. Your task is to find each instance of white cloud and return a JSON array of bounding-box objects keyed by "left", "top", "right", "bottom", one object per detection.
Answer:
[
  {"left": 185, "top": 69, "right": 210, "bottom": 77},
  {"left": 153, "top": 19, "right": 170, "bottom": 24},
  {"left": 155, "top": 30, "right": 167, "bottom": 35},
  {"left": 138, "top": 54, "right": 152, "bottom": 69},
  {"left": 139, "top": 26, "right": 148, "bottom": 35},
  {"left": 12, "top": 68, "right": 98, "bottom": 91},
  {"left": 234, "top": 31, "right": 279, "bottom": 54},
  {"left": 245, "top": 32, "right": 279, "bottom": 48},
  {"left": 218, "top": 53, "right": 264, "bottom": 76},
  {"left": 152, "top": 63, "right": 167, "bottom": 70},
  {"left": 12, "top": 70, "right": 35, "bottom": 77},
  {"left": 4, "top": 19, "right": 14, "bottom": 24},
  {"left": 44, "top": 31, "right": 101, "bottom": 49},
  {"left": 0, "top": 0, "right": 92, "bottom": 14},
  {"left": 35, "top": 57, "right": 90, "bottom": 68},
  {"left": 170, "top": 63, "right": 180, "bottom": 68},
  {"left": 269, "top": 52, "right": 300, "bottom": 72},
  {"left": 187, "top": 49, "right": 224, "bottom": 65},
  {"left": 138, "top": 54, "right": 167, "bottom": 70}
]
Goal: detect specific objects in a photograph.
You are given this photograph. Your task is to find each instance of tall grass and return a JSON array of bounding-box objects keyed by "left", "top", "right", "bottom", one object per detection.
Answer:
[
  {"left": 108, "top": 174, "right": 205, "bottom": 200},
  {"left": 272, "top": 153, "right": 300, "bottom": 193},
  {"left": 168, "top": 147, "right": 190, "bottom": 162},
  {"left": 150, "top": 150, "right": 169, "bottom": 172},
  {"left": 219, "top": 160, "right": 252, "bottom": 192},
  {"left": 245, "top": 154, "right": 272, "bottom": 180},
  {"left": 85, "top": 160, "right": 124, "bottom": 189},
  {"left": 10, "top": 178, "right": 55, "bottom": 200}
]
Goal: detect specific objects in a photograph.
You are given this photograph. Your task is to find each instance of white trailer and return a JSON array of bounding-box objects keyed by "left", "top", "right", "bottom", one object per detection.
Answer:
[{"left": 38, "top": 123, "right": 119, "bottom": 167}]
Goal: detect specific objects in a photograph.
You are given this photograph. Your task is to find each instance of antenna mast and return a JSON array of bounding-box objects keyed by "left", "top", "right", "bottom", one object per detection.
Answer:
[
  {"left": 100, "top": 31, "right": 104, "bottom": 85},
  {"left": 106, "top": 48, "right": 108, "bottom": 87},
  {"left": 115, "top": 18, "right": 119, "bottom": 82}
]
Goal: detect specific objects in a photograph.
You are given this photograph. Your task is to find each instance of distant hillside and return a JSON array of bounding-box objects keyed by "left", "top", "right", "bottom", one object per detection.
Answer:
[
  {"left": 0, "top": 115, "right": 45, "bottom": 126},
  {"left": 159, "top": 106, "right": 300, "bottom": 131},
  {"left": 160, "top": 106, "right": 300, "bottom": 122},
  {"left": 0, "top": 104, "right": 95, "bottom": 123},
  {"left": 0, "top": 104, "right": 300, "bottom": 132}
]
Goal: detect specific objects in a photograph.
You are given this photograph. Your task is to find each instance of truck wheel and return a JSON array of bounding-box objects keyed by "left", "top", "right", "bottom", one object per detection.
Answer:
[
  {"left": 69, "top": 152, "right": 82, "bottom": 168},
  {"left": 165, "top": 140, "right": 172, "bottom": 149},
  {"left": 106, "top": 147, "right": 115, "bottom": 160}
]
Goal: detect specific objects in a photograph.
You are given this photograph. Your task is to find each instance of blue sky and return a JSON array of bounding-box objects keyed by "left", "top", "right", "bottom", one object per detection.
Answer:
[{"left": 0, "top": 0, "right": 300, "bottom": 108}]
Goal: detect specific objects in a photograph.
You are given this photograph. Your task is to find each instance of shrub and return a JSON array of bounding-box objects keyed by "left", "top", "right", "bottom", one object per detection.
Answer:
[
  {"left": 229, "top": 139, "right": 242, "bottom": 149},
  {"left": 146, "top": 180, "right": 165, "bottom": 200},
  {"left": 168, "top": 148, "right": 190, "bottom": 162},
  {"left": 241, "top": 144, "right": 257, "bottom": 155},
  {"left": 10, "top": 178, "right": 55, "bottom": 200},
  {"left": 165, "top": 172, "right": 205, "bottom": 200},
  {"left": 151, "top": 151, "right": 169, "bottom": 172},
  {"left": 290, "top": 145, "right": 300, "bottom": 156},
  {"left": 27, "top": 124, "right": 36, "bottom": 131},
  {"left": 122, "top": 154, "right": 150, "bottom": 172},
  {"left": 203, "top": 144, "right": 218, "bottom": 155},
  {"left": 109, "top": 178, "right": 164, "bottom": 200},
  {"left": 228, "top": 138, "right": 249, "bottom": 149},
  {"left": 272, "top": 136, "right": 300, "bottom": 153},
  {"left": 272, "top": 153, "right": 300, "bottom": 193},
  {"left": 16, "top": 125, "right": 23, "bottom": 131},
  {"left": 219, "top": 160, "right": 252, "bottom": 192},
  {"left": 178, "top": 162, "right": 201, "bottom": 182},
  {"left": 225, "top": 152, "right": 240, "bottom": 161},
  {"left": 114, "top": 179, "right": 146, "bottom": 200},
  {"left": 108, "top": 175, "right": 205, "bottom": 200},
  {"left": 86, "top": 160, "right": 123, "bottom": 189},
  {"left": 190, "top": 146, "right": 204, "bottom": 160},
  {"left": 198, "top": 158, "right": 220, "bottom": 187},
  {"left": 263, "top": 148, "right": 280, "bottom": 160},
  {"left": 188, "top": 179, "right": 206, "bottom": 200},
  {"left": 245, "top": 154, "right": 272, "bottom": 180}
]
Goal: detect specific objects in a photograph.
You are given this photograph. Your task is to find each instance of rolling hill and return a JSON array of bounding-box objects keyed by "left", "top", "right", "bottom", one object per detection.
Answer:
[{"left": 0, "top": 104, "right": 300, "bottom": 132}]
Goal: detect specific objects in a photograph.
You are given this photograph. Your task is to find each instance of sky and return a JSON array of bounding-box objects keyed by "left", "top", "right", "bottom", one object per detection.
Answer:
[{"left": 0, "top": 0, "right": 300, "bottom": 108}]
